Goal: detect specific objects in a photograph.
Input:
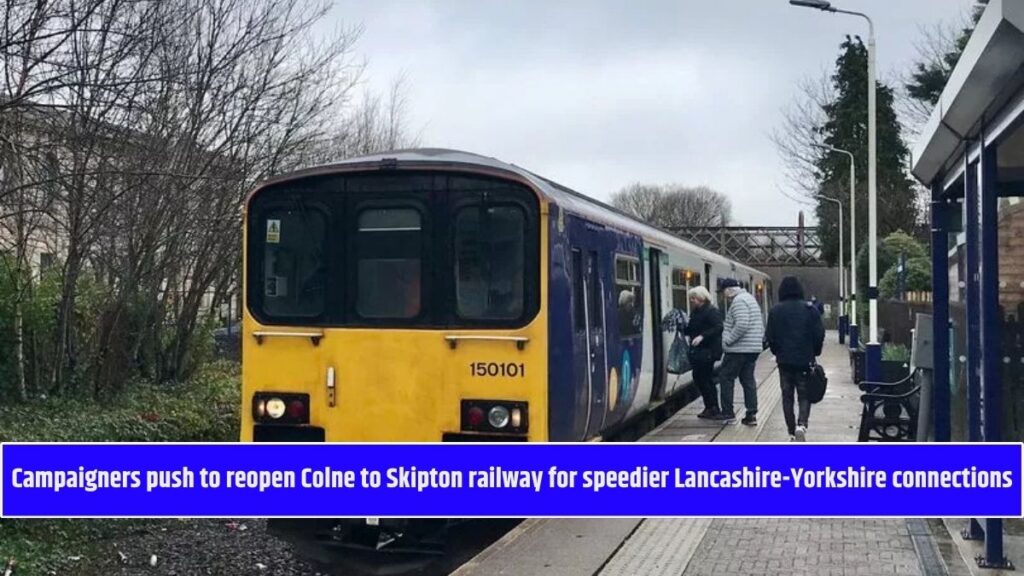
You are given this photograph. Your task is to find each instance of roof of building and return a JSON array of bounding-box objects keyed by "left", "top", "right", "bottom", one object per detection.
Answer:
[{"left": 912, "top": 0, "right": 1024, "bottom": 185}]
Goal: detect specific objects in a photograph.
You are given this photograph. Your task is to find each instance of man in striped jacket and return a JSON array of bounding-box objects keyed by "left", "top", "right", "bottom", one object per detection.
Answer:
[{"left": 716, "top": 278, "right": 765, "bottom": 426}]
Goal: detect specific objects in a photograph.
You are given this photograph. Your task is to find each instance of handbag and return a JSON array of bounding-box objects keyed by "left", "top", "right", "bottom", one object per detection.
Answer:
[
  {"left": 667, "top": 332, "right": 690, "bottom": 374},
  {"left": 688, "top": 343, "right": 714, "bottom": 365},
  {"left": 805, "top": 363, "right": 828, "bottom": 404}
]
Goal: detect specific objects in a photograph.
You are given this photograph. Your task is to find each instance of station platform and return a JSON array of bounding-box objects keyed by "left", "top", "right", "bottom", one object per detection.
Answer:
[{"left": 452, "top": 334, "right": 1005, "bottom": 576}]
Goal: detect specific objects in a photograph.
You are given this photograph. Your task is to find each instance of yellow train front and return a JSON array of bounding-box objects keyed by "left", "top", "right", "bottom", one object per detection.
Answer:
[{"left": 240, "top": 149, "right": 770, "bottom": 565}]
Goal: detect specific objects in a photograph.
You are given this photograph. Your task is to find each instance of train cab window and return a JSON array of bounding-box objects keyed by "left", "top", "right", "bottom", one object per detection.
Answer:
[
  {"left": 615, "top": 255, "right": 642, "bottom": 338},
  {"left": 455, "top": 205, "right": 525, "bottom": 320},
  {"left": 355, "top": 207, "right": 422, "bottom": 319},
  {"left": 260, "top": 207, "right": 327, "bottom": 318}
]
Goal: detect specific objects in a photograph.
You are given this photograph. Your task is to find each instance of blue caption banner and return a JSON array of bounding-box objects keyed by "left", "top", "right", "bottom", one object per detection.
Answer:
[{"left": 2, "top": 443, "right": 1021, "bottom": 518}]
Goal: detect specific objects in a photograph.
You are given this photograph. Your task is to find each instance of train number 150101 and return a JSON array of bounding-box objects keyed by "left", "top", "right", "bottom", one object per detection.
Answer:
[{"left": 470, "top": 362, "right": 526, "bottom": 378}]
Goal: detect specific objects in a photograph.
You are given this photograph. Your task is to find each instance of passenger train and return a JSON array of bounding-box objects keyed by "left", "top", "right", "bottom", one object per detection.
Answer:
[{"left": 240, "top": 149, "right": 771, "bottom": 559}]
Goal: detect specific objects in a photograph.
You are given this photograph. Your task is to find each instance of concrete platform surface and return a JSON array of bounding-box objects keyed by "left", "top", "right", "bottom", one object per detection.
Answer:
[{"left": 452, "top": 333, "right": 976, "bottom": 576}]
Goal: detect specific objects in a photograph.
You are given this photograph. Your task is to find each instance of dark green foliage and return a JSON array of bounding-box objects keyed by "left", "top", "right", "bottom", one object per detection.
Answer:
[
  {"left": 815, "top": 37, "right": 919, "bottom": 269},
  {"left": 0, "top": 361, "right": 239, "bottom": 442},
  {"left": 882, "top": 344, "right": 912, "bottom": 362},
  {"left": 905, "top": 3, "right": 986, "bottom": 107},
  {"left": 880, "top": 257, "right": 932, "bottom": 299},
  {"left": 0, "top": 254, "right": 223, "bottom": 400},
  {"left": 856, "top": 231, "right": 928, "bottom": 298}
]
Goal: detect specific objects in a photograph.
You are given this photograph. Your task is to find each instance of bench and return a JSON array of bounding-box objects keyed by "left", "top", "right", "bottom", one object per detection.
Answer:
[{"left": 857, "top": 370, "right": 921, "bottom": 442}]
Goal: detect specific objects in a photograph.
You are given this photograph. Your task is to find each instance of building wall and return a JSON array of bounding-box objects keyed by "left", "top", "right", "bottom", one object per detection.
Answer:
[
  {"left": 999, "top": 199, "right": 1024, "bottom": 319},
  {"left": 759, "top": 264, "right": 840, "bottom": 308},
  {"left": 947, "top": 197, "right": 1024, "bottom": 316}
]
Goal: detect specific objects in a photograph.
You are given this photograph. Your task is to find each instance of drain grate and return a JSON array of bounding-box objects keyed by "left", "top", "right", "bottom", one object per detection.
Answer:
[{"left": 906, "top": 518, "right": 950, "bottom": 576}]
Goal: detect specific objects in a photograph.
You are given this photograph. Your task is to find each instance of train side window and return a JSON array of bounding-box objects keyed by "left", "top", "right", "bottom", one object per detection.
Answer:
[
  {"left": 615, "top": 255, "right": 642, "bottom": 338},
  {"left": 454, "top": 205, "right": 525, "bottom": 320},
  {"left": 671, "top": 268, "right": 688, "bottom": 311},
  {"left": 571, "top": 249, "right": 585, "bottom": 331},
  {"left": 670, "top": 268, "right": 701, "bottom": 313},
  {"left": 355, "top": 207, "right": 422, "bottom": 318},
  {"left": 261, "top": 207, "right": 327, "bottom": 318}
]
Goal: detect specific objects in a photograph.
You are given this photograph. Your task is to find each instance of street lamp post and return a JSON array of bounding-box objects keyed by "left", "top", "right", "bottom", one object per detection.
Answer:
[
  {"left": 816, "top": 193, "right": 844, "bottom": 343},
  {"left": 814, "top": 143, "right": 856, "bottom": 347},
  {"left": 790, "top": 0, "right": 879, "bottom": 381}
]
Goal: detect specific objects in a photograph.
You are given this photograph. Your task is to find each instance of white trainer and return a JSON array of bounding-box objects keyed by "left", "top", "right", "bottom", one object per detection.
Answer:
[{"left": 794, "top": 425, "right": 807, "bottom": 442}]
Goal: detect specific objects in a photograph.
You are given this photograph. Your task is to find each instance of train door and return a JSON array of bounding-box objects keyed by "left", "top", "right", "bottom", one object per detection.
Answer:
[
  {"left": 569, "top": 244, "right": 607, "bottom": 440},
  {"left": 649, "top": 248, "right": 666, "bottom": 400},
  {"left": 583, "top": 250, "right": 607, "bottom": 438},
  {"left": 570, "top": 249, "right": 588, "bottom": 439},
  {"left": 565, "top": 215, "right": 602, "bottom": 438}
]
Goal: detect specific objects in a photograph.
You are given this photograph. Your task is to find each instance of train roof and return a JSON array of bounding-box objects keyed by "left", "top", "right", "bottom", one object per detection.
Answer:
[{"left": 270, "top": 148, "right": 765, "bottom": 278}]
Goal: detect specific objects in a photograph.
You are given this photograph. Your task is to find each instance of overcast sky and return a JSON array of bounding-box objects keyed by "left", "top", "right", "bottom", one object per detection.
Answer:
[{"left": 328, "top": 0, "right": 970, "bottom": 225}]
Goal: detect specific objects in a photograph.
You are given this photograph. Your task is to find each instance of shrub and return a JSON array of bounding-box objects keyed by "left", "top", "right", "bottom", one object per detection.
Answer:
[
  {"left": 856, "top": 231, "right": 928, "bottom": 297},
  {"left": 0, "top": 361, "right": 240, "bottom": 443},
  {"left": 880, "top": 256, "right": 932, "bottom": 299},
  {"left": 882, "top": 344, "right": 911, "bottom": 362}
]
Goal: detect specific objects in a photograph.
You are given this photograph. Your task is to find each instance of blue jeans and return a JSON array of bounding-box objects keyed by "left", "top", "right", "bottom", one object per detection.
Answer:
[{"left": 718, "top": 352, "right": 759, "bottom": 417}]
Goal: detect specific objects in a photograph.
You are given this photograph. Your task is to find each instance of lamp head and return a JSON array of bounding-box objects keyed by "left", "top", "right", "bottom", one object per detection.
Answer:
[{"left": 789, "top": 0, "right": 833, "bottom": 10}]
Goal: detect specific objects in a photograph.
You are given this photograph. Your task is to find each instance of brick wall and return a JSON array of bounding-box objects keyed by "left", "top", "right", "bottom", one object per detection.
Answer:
[{"left": 999, "top": 199, "right": 1024, "bottom": 319}]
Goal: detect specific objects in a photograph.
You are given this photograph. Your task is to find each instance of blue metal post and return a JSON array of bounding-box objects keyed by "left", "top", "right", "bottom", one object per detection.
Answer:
[
  {"left": 849, "top": 323, "right": 859, "bottom": 349},
  {"left": 979, "top": 144, "right": 1002, "bottom": 443},
  {"left": 965, "top": 158, "right": 982, "bottom": 443},
  {"left": 930, "top": 192, "right": 950, "bottom": 443},
  {"left": 838, "top": 302, "right": 847, "bottom": 343},
  {"left": 962, "top": 155, "right": 986, "bottom": 543},
  {"left": 865, "top": 341, "right": 881, "bottom": 381},
  {"left": 978, "top": 141, "right": 1010, "bottom": 569}
]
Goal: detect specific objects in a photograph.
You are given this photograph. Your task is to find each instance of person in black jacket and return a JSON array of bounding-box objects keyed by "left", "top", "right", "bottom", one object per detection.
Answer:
[
  {"left": 766, "top": 276, "right": 825, "bottom": 441},
  {"left": 682, "top": 286, "right": 724, "bottom": 419}
]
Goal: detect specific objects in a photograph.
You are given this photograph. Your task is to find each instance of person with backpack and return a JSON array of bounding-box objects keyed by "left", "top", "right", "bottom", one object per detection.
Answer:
[{"left": 766, "top": 276, "right": 826, "bottom": 441}]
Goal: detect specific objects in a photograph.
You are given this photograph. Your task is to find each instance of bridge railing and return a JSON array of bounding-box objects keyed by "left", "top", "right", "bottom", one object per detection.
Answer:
[{"left": 669, "top": 226, "right": 825, "bottom": 267}]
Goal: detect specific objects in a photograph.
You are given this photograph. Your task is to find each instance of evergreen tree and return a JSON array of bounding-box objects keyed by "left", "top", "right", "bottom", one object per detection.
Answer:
[
  {"left": 814, "top": 37, "right": 918, "bottom": 298},
  {"left": 905, "top": 2, "right": 986, "bottom": 107}
]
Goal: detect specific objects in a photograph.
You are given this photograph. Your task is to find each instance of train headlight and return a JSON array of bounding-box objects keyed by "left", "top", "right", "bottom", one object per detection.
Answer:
[
  {"left": 265, "top": 398, "right": 287, "bottom": 419},
  {"left": 252, "top": 392, "right": 310, "bottom": 425},
  {"left": 488, "top": 406, "right": 510, "bottom": 429},
  {"left": 461, "top": 399, "right": 528, "bottom": 434}
]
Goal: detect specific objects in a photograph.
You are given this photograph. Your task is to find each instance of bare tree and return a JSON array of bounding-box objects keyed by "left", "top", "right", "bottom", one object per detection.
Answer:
[
  {"left": 92, "top": 0, "right": 367, "bottom": 388},
  {"left": 610, "top": 182, "right": 662, "bottom": 222},
  {"left": 612, "top": 183, "right": 733, "bottom": 229},
  {"left": 312, "top": 74, "right": 421, "bottom": 162},
  {"left": 769, "top": 73, "right": 834, "bottom": 198},
  {"left": 1, "top": 0, "right": 422, "bottom": 399}
]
